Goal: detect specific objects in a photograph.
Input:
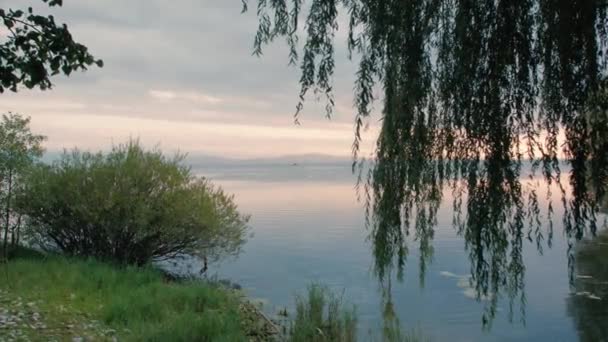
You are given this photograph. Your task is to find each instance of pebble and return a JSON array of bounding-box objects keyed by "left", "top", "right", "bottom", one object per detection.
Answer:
[{"left": 0, "top": 290, "right": 114, "bottom": 341}]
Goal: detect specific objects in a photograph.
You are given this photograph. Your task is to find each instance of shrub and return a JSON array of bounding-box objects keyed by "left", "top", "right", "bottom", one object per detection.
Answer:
[{"left": 17, "top": 140, "right": 249, "bottom": 265}]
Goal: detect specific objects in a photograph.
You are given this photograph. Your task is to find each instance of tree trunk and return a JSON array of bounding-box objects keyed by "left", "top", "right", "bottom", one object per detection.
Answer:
[
  {"left": 2, "top": 169, "right": 12, "bottom": 260},
  {"left": 11, "top": 215, "right": 21, "bottom": 248}
]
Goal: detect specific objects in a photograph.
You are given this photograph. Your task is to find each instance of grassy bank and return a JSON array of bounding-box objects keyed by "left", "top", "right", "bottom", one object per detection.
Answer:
[
  {"left": 0, "top": 248, "right": 430, "bottom": 341},
  {"left": 0, "top": 248, "right": 266, "bottom": 341}
]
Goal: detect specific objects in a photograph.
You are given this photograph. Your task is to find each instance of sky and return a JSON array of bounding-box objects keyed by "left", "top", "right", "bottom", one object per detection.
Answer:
[{"left": 1, "top": 0, "right": 380, "bottom": 159}]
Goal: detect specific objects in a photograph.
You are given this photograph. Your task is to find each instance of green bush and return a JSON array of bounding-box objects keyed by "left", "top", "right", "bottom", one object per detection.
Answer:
[{"left": 17, "top": 140, "right": 249, "bottom": 265}]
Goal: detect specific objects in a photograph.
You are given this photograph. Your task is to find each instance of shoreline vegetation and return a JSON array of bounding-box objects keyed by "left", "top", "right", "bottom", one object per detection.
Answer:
[
  {"left": 1, "top": 247, "right": 429, "bottom": 341},
  {"left": 0, "top": 248, "right": 358, "bottom": 342},
  {"left": 0, "top": 116, "right": 428, "bottom": 341},
  {"left": 0, "top": 116, "right": 275, "bottom": 341}
]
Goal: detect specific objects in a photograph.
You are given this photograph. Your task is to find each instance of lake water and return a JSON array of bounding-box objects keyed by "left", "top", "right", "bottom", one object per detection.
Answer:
[{"left": 194, "top": 163, "right": 607, "bottom": 341}]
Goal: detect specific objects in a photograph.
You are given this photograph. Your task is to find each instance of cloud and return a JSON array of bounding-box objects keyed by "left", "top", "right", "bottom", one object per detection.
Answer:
[
  {"left": 0, "top": 0, "right": 377, "bottom": 158},
  {"left": 149, "top": 89, "right": 223, "bottom": 105},
  {"left": 31, "top": 112, "right": 368, "bottom": 158}
]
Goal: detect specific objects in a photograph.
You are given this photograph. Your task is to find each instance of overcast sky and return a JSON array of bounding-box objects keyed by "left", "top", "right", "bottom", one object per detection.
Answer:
[{"left": 1, "top": 0, "right": 380, "bottom": 159}]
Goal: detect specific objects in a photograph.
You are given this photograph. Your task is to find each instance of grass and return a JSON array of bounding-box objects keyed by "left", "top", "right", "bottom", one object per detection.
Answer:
[
  {"left": 289, "top": 284, "right": 357, "bottom": 342},
  {"left": 287, "top": 284, "right": 430, "bottom": 342},
  {"left": 1, "top": 248, "right": 430, "bottom": 342},
  {"left": 0, "top": 247, "right": 247, "bottom": 341}
]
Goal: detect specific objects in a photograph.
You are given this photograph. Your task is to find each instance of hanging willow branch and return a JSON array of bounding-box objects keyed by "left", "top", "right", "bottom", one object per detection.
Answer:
[
  {"left": 243, "top": 0, "right": 606, "bottom": 167},
  {"left": 243, "top": 0, "right": 608, "bottom": 327}
]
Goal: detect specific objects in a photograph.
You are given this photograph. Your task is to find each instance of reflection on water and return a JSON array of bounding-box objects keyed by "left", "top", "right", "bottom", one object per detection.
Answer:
[
  {"left": 201, "top": 163, "right": 606, "bottom": 341},
  {"left": 362, "top": 144, "right": 607, "bottom": 334},
  {"left": 567, "top": 231, "right": 608, "bottom": 342}
]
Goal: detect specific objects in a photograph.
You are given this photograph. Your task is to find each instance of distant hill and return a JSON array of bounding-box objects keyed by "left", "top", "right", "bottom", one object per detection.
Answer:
[
  {"left": 186, "top": 153, "right": 352, "bottom": 168},
  {"left": 43, "top": 150, "right": 352, "bottom": 168}
]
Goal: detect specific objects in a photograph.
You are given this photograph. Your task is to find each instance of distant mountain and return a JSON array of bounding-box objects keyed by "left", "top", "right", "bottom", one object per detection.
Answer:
[
  {"left": 43, "top": 150, "right": 351, "bottom": 167},
  {"left": 186, "top": 153, "right": 351, "bottom": 168},
  {"left": 250, "top": 153, "right": 351, "bottom": 165}
]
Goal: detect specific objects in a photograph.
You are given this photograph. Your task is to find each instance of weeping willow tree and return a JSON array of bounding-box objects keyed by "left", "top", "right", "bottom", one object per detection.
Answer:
[{"left": 243, "top": 0, "right": 608, "bottom": 327}]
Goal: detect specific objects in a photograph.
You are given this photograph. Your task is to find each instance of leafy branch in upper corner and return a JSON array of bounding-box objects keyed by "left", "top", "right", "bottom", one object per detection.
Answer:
[{"left": 0, "top": 0, "right": 102, "bottom": 93}]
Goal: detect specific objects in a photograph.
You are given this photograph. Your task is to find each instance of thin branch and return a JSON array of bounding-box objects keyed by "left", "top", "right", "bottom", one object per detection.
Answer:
[{"left": 0, "top": 15, "right": 44, "bottom": 34}]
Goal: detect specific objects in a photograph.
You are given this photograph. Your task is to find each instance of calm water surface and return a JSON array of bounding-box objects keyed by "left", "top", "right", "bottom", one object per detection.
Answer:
[{"left": 196, "top": 164, "right": 606, "bottom": 341}]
